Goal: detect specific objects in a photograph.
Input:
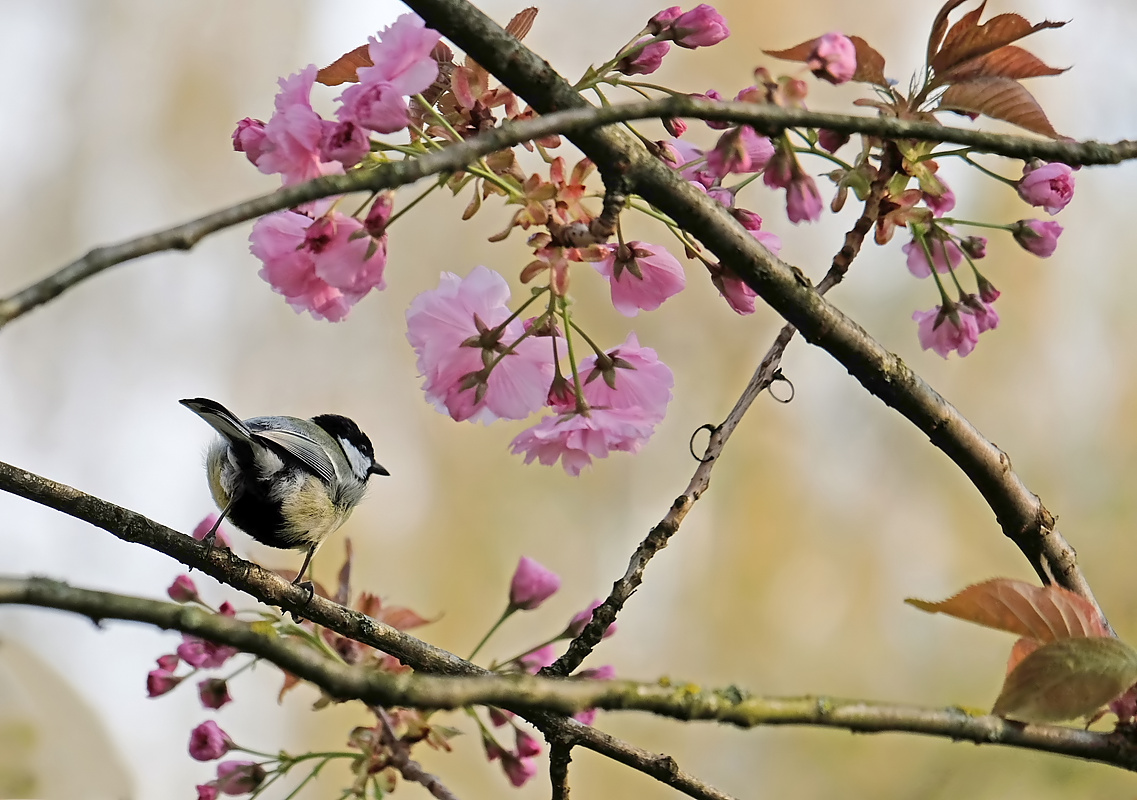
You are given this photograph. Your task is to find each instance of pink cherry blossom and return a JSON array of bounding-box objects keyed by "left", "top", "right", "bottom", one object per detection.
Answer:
[
  {"left": 509, "top": 407, "right": 657, "bottom": 475},
  {"left": 509, "top": 556, "right": 562, "bottom": 610},
  {"left": 189, "top": 721, "right": 233, "bottom": 762},
  {"left": 566, "top": 599, "right": 618, "bottom": 639},
  {"left": 671, "top": 5, "right": 730, "bottom": 48},
  {"left": 250, "top": 211, "right": 381, "bottom": 322},
  {"left": 167, "top": 574, "right": 198, "bottom": 603},
  {"left": 254, "top": 66, "right": 344, "bottom": 186},
  {"left": 215, "top": 761, "right": 266, "bottom": 796},
  {"left": 1017, "top": 161, "right": 1074, "bottom": 215},
  {"left": 785, "top": 173, "right": 824, "bottom": 224},
  {"left": 406, "top": 267, "right": 554, "bottom": 423},
  {"left": 666, "top": 137, "right": 716, "bottom": 187},
  {"left": 617, "top": 39, "right": 671, "bottom": 75},
  {"left": 902, "top": 231, "right": 963, "bottom": 278},
  {"left": 807, "top": 32, "right": 857, "bottom": 84},
  {"left": 913, "top": 306, "right": 980, "bottom": 359},
  {"left": 697, "top": 88, "right": 730, "bottom": 129},
  {"left": 706, "top": 126, "right": 774, "bottom": 177},
  {"left": 593, "top": 241, "right": 686, "bottom": 316},
  {"left": 925, "top": 182, "right": 956, "bottom": 216},
  {"left": 1012, "top": 219, "right": 1063, "bottom": 257},
  {"left": 318, "top": 119, "right": 370, "bottom": 168},
  {"left": 709, "top": 263, "right": 758, "bottom": 315},
  {"left": 576, "top": 333, "right": 674, "bottom": 425},
  {"left": 967, "top": 298, "right": 999, "bottom": 333},
  {"left": 337, "top": 14, "right": 441, "bottom": 134}
]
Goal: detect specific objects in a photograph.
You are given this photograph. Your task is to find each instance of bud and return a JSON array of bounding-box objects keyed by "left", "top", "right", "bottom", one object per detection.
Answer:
[{"left": 508, "top": 556, "right": 562, "bottom": 611}]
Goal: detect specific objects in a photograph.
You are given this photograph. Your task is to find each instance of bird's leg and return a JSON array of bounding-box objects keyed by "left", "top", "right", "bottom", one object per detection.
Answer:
[
  {"left": 202, "top": 491, "right": 239, "bottom": 560},
  {"left": 292, "top": 545, "right": 317, "bottom": 606}
]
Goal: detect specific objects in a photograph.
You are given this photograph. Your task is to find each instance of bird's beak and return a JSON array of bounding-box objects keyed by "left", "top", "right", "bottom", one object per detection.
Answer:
[{"left": 369, "top": 462, "right": 390, "bottom": 477}]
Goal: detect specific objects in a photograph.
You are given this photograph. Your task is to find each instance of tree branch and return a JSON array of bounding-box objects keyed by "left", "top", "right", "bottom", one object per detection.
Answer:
[
  {"left": 0, "top": 460, "right": 732, "bottom": 800},
  {"left": 3, "top": 97, "right": 1131, "bottom": 329},
  {"left": 402, "top": 0, "right": 1108, "bottom": 629},
  {"left": 3, "top": 575, "right": 1135, "bottom": 772}
]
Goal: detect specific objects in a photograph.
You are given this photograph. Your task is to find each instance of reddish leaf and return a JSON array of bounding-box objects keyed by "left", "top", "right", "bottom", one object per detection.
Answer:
[
  {"left": 1006, "top": 636, "right": 1041, "bottom": 675},
  {"left": 849, "top": 36, "right": 887, "bottom": 86},
  {"left": 939, "top": 77, "right": 1059, "bottom": 137},
  {"left": 940, "top": 45, "right": 1067, "bottom": 84},
  {"left": 317, "top": 44, "right": 371, "bottom": 86},
  {"left": 934, "top": 0, "right": 988, "bottom": 68},
  {"left": 992, "top": 637, "right": 1137, "bottom": 723},
  {"left": 762, "top": 38, "right": 817, "bottom": 63},
  {"left": 906, "top": 578, "right": 1108, "bottom": 642},
  {"left": 931, "top": 9, "right": 1066, "bottom": 75},
  {"left": 278, "top": 670, "right": 302, "bottom": 702},
  {"left": 504, "top": 7, "right": 539, "bottom": 40},
  {"left": 927, "top": 0, "right": 973, "bottom": 67},
  {"left": 355, "top": 591, "right": 436, "bottom": 630}
]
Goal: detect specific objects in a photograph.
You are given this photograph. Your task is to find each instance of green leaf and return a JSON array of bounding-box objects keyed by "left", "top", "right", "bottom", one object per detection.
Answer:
[{"left": 992, "top": 637, "right": 1137, "bottom": 723}]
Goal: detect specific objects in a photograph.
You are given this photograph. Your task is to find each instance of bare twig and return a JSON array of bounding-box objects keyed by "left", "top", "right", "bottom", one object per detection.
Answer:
[
  {"left": 375, "top": 708, "right": 460, "bottom": 800},
  {"left": 548, "top": 740, "right": 572, "bottom": 800}
]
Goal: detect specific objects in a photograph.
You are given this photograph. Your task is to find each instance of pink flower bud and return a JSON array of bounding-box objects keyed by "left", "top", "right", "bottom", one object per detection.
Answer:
[
  {"left": 508, "top": 556, "right": 562, "bottom": 610},
  {"left": 902, "top": 229, "right": 963, "bottom": 278},
  {"left": 671, "top": 4, "right": 730, "bottom": 48},
  {"left": 501, "top": 752, "right": 538, "bottom": 787},
  {"left": 218, "top": 601, "right": 237, "bottom": 617},
  {"left": 565, "top": 600, "right": 617, "bottom": 639},
  {"left": 817, "top": 128, "right": 849, "bottom": 153},
  {"left": 807, "top": 32, "right": 857, "bottom": 84},
  {"left": 178, "top": 635, "right": 238, "bottom": 669},
  {"left": 364, "top": 192, "right": 395, "bottom": 238},
  {"left": 976, "top": 275, "right": 1000, "bottom": 303},
  {"left": 167, "top": 574, "right": 199, "bottom": 603},
  {"left": 662, "top": 117, "right": 687, "bottom": 138},
  {"left": 1012, "top": 219, "right": 1063, "bottom": 257},
  {"left": 488, "top": 707, "right": 514, "bottom": 727},
  {"left": 198, "top": 678, "right": 233, "bottom": 710},
  {"left": 146, "top": 669, "right": 183, "bottom": 698},
  {"left": 1016, "top": 160, "right": 1075, "bottom": 215},
  {"left": 517, "top": 644, "right": 558, "bottom": 673},
  {"left": 706, "top": 126, "right": 774, "bottom": 177},
  {"left": 574, "top": 708, "right": 598, "bottom": 725},
  {"left": 647, "top": 6, "right": 682, "bottom": 34},
  {"left": 959, "top": 235, "right": 987, "bottom": 259},
  {"left": 215, "top": 760, "right": 266, "bottom": 795},
  {"left": 785, "top": 173, "right": 824, "bottom": 224},
  {"left": 196, "top": 784, "right": 220, "bottom": 800},
  {"left": 189, "top": 720, "right": 233, "bottom": 762},
  {"left": 231, "top": 118, "right": 268, "bottom": 166},
  {"left": 617, "top": 39, "right": 671, "bottom": 76},
  {"left": 156, "top": 653, "right": 180, "bottom": 672},
  {"left": 515, "top": 729, "right": 542, "bottom": 758},
  {"left": 696, "top": 89, "right": 730, "bottom": 129}
]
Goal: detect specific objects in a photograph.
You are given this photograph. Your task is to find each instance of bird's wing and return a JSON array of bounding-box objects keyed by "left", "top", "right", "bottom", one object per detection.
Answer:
[{"left": 253, "top": 429, "right": 339, "bottom": 485}]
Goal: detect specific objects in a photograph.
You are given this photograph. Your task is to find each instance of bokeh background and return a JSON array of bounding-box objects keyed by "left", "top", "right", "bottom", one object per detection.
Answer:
[{"left": 2, "top": 0, "right": 1136, "bottom": 797}]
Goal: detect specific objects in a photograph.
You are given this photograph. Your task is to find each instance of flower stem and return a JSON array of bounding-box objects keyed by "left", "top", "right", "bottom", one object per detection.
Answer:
[{"left": 469, "top": 605, "right": 515, "bottom": 661}]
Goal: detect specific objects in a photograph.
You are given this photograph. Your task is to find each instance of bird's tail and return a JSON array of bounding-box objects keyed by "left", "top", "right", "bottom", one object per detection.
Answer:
[{"left": 180, "top": 398, "right": 254, "bottom": 445}]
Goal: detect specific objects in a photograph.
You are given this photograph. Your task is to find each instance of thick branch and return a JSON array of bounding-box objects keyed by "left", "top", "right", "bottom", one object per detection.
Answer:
[
  {"left": 0, "top": 461, "right": 731, "bottom": 800},
  {"left": 402, "top": 0, "right": 1106, "bottom": 627},
  {"left": 3, "top": 575, "right": 1135, "bottom": 772}
]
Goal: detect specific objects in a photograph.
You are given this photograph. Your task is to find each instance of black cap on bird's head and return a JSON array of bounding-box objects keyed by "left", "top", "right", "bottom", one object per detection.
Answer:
[{"left": 313, "top": 414, "right": 390, "bottom": 478}]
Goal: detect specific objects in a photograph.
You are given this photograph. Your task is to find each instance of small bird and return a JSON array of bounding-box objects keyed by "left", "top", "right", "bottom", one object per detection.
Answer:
[{"left": 180, "top": 397, "right": 388, "bottom": 594}]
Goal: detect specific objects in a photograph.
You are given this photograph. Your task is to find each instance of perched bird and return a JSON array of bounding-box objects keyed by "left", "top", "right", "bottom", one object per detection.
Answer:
[{"left": 180, "top": 398, "right": 388, "bottom": 593}]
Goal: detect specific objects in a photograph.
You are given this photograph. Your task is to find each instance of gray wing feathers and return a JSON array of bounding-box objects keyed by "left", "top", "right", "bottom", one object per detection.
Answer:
[{"left": 253, "top": 428, "right": 338, "bottom": 484}]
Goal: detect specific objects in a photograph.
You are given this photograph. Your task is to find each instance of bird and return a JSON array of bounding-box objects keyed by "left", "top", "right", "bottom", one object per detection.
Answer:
[{"left": 180, "top": 397, "right": 388, "bottom": 595}]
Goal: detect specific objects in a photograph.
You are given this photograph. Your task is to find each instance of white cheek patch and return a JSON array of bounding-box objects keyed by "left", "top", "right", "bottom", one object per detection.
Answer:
[{"left": 340, "top": 438, "right": 372, "bottom": 481}]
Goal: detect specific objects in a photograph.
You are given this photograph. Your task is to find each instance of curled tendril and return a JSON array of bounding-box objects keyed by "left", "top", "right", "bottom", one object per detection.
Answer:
[
  {"left": 769, "top": 369, "right": 795, "bottom": 404},
  {"left": 688, "top": 423, "right": 718, "bottom": 462}
]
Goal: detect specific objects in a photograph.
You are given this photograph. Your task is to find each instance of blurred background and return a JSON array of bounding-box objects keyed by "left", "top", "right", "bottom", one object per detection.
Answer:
[{"left": 2, "top": 0, "right": 1136, "bottom": 797}]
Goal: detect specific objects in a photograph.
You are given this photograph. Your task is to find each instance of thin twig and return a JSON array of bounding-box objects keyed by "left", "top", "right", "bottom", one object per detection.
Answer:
[
  {"left": 548, "top": 740, "right": 572, "bottom": 800},
  {"left": 376, "top": 708, "right": 460, "bottom": 800}
]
